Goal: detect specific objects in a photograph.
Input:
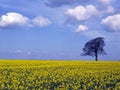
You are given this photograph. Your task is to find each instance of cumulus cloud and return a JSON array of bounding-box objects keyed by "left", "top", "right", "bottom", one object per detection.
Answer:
[
  {"left": 0, "top": 12, "right": 30, "bottom": 29},
  {"left": 101, "top": 14, "right": 120, "bottom": 31},
  {"left": 75, "top": 25, "right": 88, "bottom": 32},
  {"left": 45, "top": 0, "right": 86, "bottom": 8},
  {"left": 0, "top": 12, "right": 51, "bottom": 29},
  {"left": 65, "top": 5, "right": 100, "bottom": 23},
  {"left": 32, "top": 16, "right": 51, "bottom": 27}
]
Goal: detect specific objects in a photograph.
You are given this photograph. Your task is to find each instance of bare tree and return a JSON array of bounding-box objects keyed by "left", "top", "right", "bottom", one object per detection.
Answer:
[{"left": 81, "top": 37, "right": 106, "bottom": 61}]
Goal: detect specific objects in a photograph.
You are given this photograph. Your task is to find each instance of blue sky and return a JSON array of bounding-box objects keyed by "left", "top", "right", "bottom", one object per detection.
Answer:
[{"left": 0, "top": 0, "right": 120, "bottom": 60}]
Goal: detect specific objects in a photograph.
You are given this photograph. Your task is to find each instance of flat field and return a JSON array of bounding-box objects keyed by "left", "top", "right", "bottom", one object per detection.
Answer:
[{"left": 0, "top": 60, "right": 120, "bottom": 90}]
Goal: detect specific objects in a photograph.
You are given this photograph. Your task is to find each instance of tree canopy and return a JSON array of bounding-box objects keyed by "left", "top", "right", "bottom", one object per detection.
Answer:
[{"left": 82, "top": 37, "right": 106, "bottom": 61}]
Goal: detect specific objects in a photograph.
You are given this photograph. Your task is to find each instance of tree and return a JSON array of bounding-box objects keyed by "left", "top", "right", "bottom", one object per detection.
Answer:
[{"left": 81, "top": 37, "right": 106, "bottom": 61}]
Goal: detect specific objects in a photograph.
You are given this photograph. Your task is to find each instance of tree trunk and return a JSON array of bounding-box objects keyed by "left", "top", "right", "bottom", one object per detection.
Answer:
[{"left": 95, "top": 53, "right": 98, "bottom": 61}]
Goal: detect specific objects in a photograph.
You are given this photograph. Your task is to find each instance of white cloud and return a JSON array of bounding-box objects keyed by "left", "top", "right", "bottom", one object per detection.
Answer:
[
  {"left": 83, "top": 31, "right": 105, "bottom": 38},
  {"left": 15, "top": 49, "right": 24, "bottom": 54},
  {"left": 32, "top": 16, "right": 51, "bottom": 27},
  {"left": 15, "top": 49, "right": 31, "bottom": 55},
  {"left": 100, "top": 0, "right": 114, "bottom": 4},
  {"left": 101, "top": 14, "right": 120, "bottom": 31},
  {"left": 0, "top": 12, "right": 51, "bottom": 29},
  {"left": 102, "top": 6, "right": 115, "bottom": 14},
  {"left": 45, "top": 0, "right": 86, "bottom": 7},
  {"left": 0, "top": 12, "right": 30, "bottom": 28},
  {"left": 75, "top": 25, "right": 88, "bottom": 32},
  {"left": 66, "top": 5, "right": 100, "bottom": 22},
  {"left": 106, "top": 6, "right": 115, "bottom": 14}
]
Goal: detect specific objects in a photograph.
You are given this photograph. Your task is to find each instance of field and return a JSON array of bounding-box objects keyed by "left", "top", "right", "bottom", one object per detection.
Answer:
[{"left": 0, "top": 60, "right": 120, "bottom": 90}]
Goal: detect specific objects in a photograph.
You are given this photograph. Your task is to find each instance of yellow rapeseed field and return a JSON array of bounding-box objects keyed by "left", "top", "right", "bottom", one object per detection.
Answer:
[{"left": 0, "top": 60, "right": 120, "bottom": 90}]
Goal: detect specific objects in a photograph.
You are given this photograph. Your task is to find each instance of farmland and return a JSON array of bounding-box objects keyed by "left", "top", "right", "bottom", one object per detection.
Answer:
[{"left": 0, "top": 60, "right": 120, "bottom": 90}]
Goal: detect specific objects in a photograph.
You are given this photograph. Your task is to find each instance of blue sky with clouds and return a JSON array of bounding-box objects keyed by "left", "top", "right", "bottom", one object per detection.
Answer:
[{"left": 0, "top": 0, "right": 120, "bottom": 60}]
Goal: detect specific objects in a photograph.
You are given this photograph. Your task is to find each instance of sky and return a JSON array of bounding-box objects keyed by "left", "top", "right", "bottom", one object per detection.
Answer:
[{"left": 0, "top": 0, "right": 120, "bottom": 60}]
